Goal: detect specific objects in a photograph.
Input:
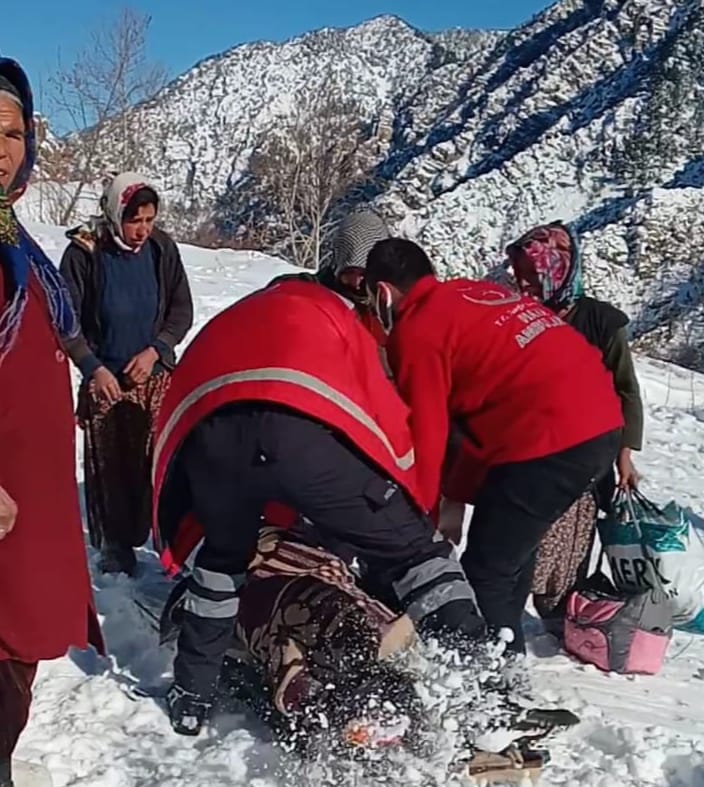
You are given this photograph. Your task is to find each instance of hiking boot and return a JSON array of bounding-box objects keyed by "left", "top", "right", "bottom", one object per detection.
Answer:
[
  {"left": 98, "top": 543, "right": 136, "bottom": 576},
  {"left": 166, "top": 683, "right": 212, "bottom": 736}
]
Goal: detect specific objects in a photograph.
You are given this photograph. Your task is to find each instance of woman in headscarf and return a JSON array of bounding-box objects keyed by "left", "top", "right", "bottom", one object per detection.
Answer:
[
  {"left": 0, "top": 57, "right": 103, "bottom": 787},
  {"left": 60, "top": 173, "right": 193, "bottom": 576},
  {"left": 319, "top": 209, "right": 391, "bottom": 345},
  {"left": 506, "top": 221, "right": 644, "bottom": 626}
]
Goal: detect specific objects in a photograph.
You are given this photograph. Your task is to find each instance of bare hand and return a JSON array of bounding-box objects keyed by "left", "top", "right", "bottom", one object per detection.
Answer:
[
  {"left": 0, "top": 485, "right": 18, "bottom": 540},
  {"left": 90, "top": 366, "right": 122, "bottom": 405},
  {"left": 438, "top": 497, "right": 465, "bottom": 546},
  {"left": 617, "top": 447, "right": 640, "bottom": 490},
  {"left": 124, "top": 347, "right": 159, "bottom": 386}
]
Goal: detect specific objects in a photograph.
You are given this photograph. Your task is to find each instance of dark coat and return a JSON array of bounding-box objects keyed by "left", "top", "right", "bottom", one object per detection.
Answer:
[
  {"left": 59, "top": 225, "right": 194, "bottom": 378},
  {"left": 566, "top": 296, "right": 643, "bottom": 451}
]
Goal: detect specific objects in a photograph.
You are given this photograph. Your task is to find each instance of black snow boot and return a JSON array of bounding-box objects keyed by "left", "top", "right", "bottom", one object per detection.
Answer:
[
  {"left": 98, "top": 543, "right": 136, "bottom": 576},
  {"left": 166, "top": 684, "right": 212, "bottom": 736}
]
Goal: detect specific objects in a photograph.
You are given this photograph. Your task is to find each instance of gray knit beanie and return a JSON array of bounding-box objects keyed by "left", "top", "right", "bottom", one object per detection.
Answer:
[{"left": 327, "top": 210, "right": 391, "bottom": 275}]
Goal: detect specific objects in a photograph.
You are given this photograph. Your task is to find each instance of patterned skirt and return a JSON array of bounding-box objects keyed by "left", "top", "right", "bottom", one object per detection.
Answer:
[
  {"left": 236, "top": 528, "right": 416, "bottom": 715},
  {"left": 77, "top": 372, "right": 170, "bottom": 550},
  {"left": 531, "top": 490, "right": 598, "bottom": 617}
]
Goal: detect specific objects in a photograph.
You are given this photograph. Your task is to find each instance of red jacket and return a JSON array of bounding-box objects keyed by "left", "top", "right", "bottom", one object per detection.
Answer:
[
  {"left": 359, "top": 307, "right": 388, "bottom": 347},
  {"left": 387, "top": 276, "right": 624, "bottom": 511},
  {"left": 0, "top": 270, "right": 103, "bottom": 662},
  {"left": 153, "top": 279, "right": 420, "bottom": 574}
]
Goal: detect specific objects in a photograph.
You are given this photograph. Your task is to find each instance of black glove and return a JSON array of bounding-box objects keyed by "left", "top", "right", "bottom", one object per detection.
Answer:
[{"left": 166, "top": 683, "right": 212, "bottom": 736}]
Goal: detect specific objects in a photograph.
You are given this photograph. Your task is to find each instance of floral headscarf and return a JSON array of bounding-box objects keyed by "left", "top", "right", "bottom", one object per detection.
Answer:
[{"left": 506, "top": 222, "right": 583, "bottom": 312}]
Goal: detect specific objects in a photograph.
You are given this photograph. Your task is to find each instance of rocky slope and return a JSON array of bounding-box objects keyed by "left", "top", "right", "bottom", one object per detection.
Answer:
[{"left": 374, "top": 0, "right": 704, "bottom": 368}]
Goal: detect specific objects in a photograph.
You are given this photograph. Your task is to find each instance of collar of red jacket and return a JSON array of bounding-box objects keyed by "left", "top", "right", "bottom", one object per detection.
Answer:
[{"left": 397, "top": 275, "right": 439, "bottom": 318}]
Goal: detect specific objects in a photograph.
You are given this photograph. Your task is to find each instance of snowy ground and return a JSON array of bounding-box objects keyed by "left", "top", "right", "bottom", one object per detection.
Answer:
[{"left": 14, "top": 223, "right": 704, "bottom": 786}]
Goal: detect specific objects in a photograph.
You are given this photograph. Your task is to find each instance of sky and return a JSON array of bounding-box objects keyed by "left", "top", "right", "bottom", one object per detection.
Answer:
[{"left": 1, "top": 0, "right": 551, "bottom": 121}]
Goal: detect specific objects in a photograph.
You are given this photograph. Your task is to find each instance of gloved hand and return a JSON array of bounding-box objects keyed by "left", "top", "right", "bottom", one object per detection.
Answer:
[{"left": 166, "top": 683, "right": 212, "bottom": 736}]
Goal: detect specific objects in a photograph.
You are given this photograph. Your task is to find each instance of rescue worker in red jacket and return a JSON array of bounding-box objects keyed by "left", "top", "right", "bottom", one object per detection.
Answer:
[
  {"left": 251, "top": 208, "right": 394, "bottom": 531},
  {"left": 364, "top": 238, "right": 624, "bottom": 653},
  {"left": 153, "top": 275, "right": 484, "bottom": 736}
]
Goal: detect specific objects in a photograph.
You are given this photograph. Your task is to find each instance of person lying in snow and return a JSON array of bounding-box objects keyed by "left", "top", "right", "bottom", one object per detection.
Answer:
[
  {"left": 152, "top": 261, "right": 484, "bottom": 737},
  {"left": 161, "top": 524, "right": 418, "bottom": 744},
  {"left": 159, "top": 525, "right": 574, "bottom": 782}
]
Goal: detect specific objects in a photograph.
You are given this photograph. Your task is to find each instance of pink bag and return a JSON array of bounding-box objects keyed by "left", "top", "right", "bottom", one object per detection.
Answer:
[{"left": 564, "top": 578, "right": 672, "bottom": 675}]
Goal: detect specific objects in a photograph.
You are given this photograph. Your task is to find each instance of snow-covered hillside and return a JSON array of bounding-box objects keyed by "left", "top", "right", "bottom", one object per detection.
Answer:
[
  {"left": 37, "top": 16, "right": 496, "bottom": 234},
  {"left": 32, "top": 2, "right": 704, "bottom": 368},
  {"left": 379, "top": 0, "right": 704, "bottom": 371},
  {"left": 13, "top": 223, "right": 704, "bottom": 787}
]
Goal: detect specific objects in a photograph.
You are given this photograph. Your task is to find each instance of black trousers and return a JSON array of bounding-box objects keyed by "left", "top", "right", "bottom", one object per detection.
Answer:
[
  {"left": 462, "top": 430, "right": 620, "bottom": 653},
  {"left": 172, "top": 405, "right": 473, "bottom": 700},
  {"left": 0, "top": 659, "right": 38, "bottom": 785}
]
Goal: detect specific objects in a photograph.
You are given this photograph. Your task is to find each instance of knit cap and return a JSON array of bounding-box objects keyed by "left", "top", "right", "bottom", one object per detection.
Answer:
[{"left": 326, "top": 210, "right": 390, "bottom": 275}]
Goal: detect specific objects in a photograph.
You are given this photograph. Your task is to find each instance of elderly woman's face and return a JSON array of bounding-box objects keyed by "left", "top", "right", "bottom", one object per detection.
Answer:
[{"left": 0, "top": 96, "right": 25, "bottom": 193}]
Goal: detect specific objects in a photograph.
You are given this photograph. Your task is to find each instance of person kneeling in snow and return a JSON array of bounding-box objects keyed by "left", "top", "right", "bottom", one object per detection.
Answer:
[
  {"left": 152, "top": 271, "right": 484, "bottom": 737},
  {"left": 364, "top": 239, "right": 624, "bottom": 654}
]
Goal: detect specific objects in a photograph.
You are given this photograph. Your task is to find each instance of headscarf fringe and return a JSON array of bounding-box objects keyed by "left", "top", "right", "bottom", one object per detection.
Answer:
[{"left": 0, "top": 287, "right": 26, "bottom": 366}]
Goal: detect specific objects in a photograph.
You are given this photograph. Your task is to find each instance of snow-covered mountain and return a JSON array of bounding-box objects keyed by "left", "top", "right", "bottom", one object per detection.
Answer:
[
  {"left": 41, "top": 16, "right": 498, "bottom": 231},
  {"left": 32, "top": 1, "right": 704, "bottom": 368},
  {"left": 377, "top": 0, "right": 704, "bottom": 370}
]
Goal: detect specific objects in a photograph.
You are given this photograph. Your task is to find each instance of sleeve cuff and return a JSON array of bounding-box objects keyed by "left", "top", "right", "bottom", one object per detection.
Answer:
[
  {"left": 78, "top": 354, "right": 102, "bottom": 380},
  {"left": 152, "top": 339, "right": 171, "bottom": 360}
]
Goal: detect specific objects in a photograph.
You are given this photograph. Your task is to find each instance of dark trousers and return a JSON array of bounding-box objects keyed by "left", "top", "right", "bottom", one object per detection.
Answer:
[
  {"left": 0, "top": 659, "right": 38, "bottom": 783},
  {"left": 173, "top": 405, "right": 470, "bottom": 700},
  {"left": 462, "top": 430, "right": 620, "bottom": 653}
]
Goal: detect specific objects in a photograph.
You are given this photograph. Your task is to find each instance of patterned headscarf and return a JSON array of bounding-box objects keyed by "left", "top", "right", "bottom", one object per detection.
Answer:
[
  {"left": 506, "top": 221, "right": 583, "bottom": 312},
  {"left": 0, "top": 58, "right": 79, "bottom": 367}
]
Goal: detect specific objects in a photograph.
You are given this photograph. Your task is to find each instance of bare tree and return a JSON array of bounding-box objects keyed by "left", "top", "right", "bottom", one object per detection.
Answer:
[
  {"left": 31, "top": 115, "right": 73, "bottom": 223},
  {"left": 46, "top": 7, "right": 167, "bottom": 224},
  {"left": 247, "top": 89, "right": 377, "bottom": 268}
]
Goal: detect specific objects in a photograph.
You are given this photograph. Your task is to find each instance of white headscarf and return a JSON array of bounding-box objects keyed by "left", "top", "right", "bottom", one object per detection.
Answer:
[{"left": 101, "top": 171, "right": 157, "bottom": 251}]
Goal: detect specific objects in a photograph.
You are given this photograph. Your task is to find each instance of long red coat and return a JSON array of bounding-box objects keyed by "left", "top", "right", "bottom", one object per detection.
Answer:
[
  {"left": 0, "top": 265, "right": 103, "bottom": 663},
  {"left": 153, "top": 279, "right": 420, "bottom": 574}
]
